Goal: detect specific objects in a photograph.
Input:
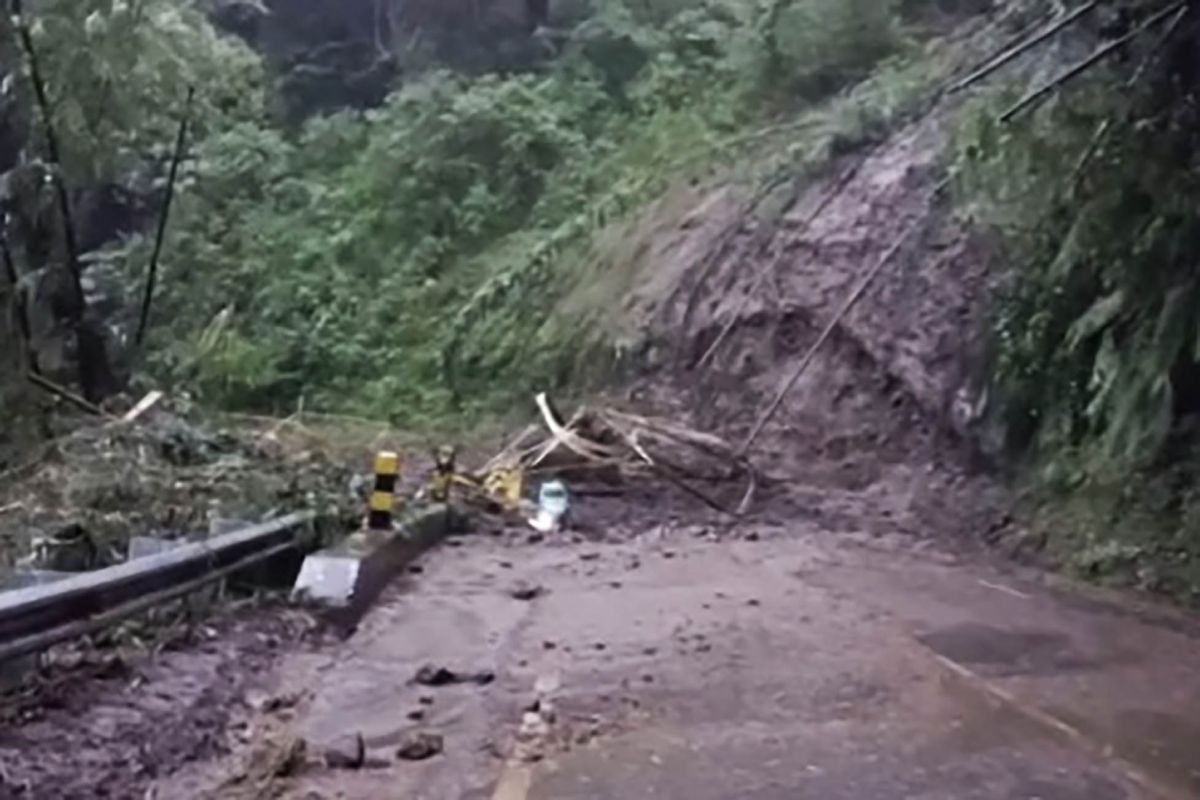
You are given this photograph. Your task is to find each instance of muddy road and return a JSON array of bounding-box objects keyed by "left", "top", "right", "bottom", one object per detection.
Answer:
[
  {"left": 71, "top": 516, "right": 1189, "bottom": 800},
  {"left": 5, "top": 48, "right": 1199, "bottom": 798}
]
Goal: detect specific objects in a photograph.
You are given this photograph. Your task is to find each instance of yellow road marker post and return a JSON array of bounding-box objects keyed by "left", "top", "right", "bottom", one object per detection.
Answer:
[{"left": 367, "top": 451, "right": 402, "bottom": 531}]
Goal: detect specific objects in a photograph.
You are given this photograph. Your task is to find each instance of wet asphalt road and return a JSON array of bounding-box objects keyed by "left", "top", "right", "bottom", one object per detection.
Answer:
[{"left": 172, "top": 523, "right": 1200, "bottom": 800}]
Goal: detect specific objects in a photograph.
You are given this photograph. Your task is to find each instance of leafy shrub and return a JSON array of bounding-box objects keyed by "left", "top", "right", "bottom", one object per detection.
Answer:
[
  {"left": 955, "top": 76, "right": 1200, "bottom": 467},
  {"left": 14, "top": 0, "right": 263, "bottom": 184},
  {"left": 83, "top": 0, "right": 921, "bottom": 426},
  {"left": 760, "top": 0, "right": 904, "bottom": 101}
]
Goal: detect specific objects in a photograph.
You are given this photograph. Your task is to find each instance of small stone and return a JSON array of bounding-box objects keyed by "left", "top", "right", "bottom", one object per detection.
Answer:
[
  {"left": 396, "top": 732, "right": 444, "bottom": 761},
  {"left": 642, "top": 674, "right": 654, "bottom": 683},
  {"left": 543, "top": 641, "right": 557, "bottom": 650},
  {"left": 642, "top": 646, "right": 658, "bottom": 656},
  {"left": 609, "top": 581, "right": 623, "bottom": 589},
  {"left": 414, "top": 664, "right": 494, "bottom": 687},
  {"left": 407, "top": 709, "right": 426, "bottom": 721},
  {"left": 323, "top": 733, "right": 365, "bottom": 770},
  {"left": 744, "top": 531, "right": 760, "bottom": 542},
  {"left": 419, "top": 695, "right": 435, "bottom": 706},
  {"left": 580, "top": 552, "right": 601, "bottom": 561},
  {"left": 661, "top": 550, "right": 676, "bottom": 559},
  {"left": 593, "top": 643, "right": 607, "bottom": 651},
  {"left": 414, "top": 665, "right": 457, "bottom": 686},
  {"left": 508, "top": 581, "right": 544, "bottom": 601},
  {"left": 519, "top": 711, "right": 552, "bottom": 740},
  {"left": 261, "top": 691, "right": 301, "bottom": 714},
  {"left": 526, "top": 532, "right": 544, "bottom": 544},
  {"left": 407, "top": 564, "right": 424, "bottom": 574},
  {"left": 273, "top": 737, "right": 308, "bottom": 777},
  {"left": 747, "top": 598, "right": 761, "bottom": 607}
]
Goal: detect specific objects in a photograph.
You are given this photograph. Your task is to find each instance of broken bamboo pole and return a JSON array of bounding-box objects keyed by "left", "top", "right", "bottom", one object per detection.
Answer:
[
  {"left": 9, "top": 0, "right": 83, "bottom": 315},
  {"left": 948, "top": 0, "right": 1100, "bottom": 94},
  {"left": 11, "top": 0, "right": 120, "bottom": 404},
  {"left": 945, "top": 9, "right": 1055, "bottom": 93},
  {"left": 1070, "top": 4, "right": 1191, "bottom": 184},
  {"left": 1001, "top": 2, "right": 1187, "bottom": 123},
  {"left": 27, "top": 371, "right": 108, "bottom": 417},
  {"left": 738, "top": 179, "right": 948, "bottom": 458},
  {"left": 135, "top": 86, "right": 195, "bottom": 347}
]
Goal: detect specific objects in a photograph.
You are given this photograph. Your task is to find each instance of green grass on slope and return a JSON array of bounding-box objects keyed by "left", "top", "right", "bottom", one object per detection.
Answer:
[{"left": 125, "top": 0, "right": 976, "bottom": 428}]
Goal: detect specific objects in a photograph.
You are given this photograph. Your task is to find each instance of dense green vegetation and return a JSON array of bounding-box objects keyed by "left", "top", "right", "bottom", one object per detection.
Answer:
[
  {"left": 11, "top": 0, "right": 1200, "bottom": 597},
  {"left": 4, "top": 0, "right": 263, "bottom": 180},
  {"left": 953, "top": 7, "right": 1200, "bottom": 599},
  {"left": 83, "top": 0, "right": 913, "bottom": 424}
]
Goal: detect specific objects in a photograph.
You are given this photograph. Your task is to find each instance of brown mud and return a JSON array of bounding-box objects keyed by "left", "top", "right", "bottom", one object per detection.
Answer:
[{"left": 0, "top": 601, "right": 328, "bottom": 799}]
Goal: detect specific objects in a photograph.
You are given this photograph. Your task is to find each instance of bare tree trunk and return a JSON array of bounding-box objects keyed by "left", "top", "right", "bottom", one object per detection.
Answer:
[{"left": 10, "top": 0, "right": 119, "bottom": 403}]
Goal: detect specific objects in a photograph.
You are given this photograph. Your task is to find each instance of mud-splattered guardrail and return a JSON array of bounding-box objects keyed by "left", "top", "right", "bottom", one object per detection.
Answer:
[{"left": 0, "top": 511, "right": 318, "bottom": 663}]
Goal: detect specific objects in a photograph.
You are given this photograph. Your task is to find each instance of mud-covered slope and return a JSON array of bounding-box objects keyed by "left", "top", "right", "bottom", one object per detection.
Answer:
[{"left": 602, "top": 107, "right": 1010, "bottom": 545}]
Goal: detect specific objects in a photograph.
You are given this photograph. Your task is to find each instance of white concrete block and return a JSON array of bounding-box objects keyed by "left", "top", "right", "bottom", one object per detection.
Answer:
[{"left": 292, "top": 553, "right": 363, "bottom": 607}]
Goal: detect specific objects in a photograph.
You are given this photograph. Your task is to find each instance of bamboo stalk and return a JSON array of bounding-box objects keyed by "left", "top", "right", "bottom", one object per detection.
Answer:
[
  {"left": 1070, "top": 5, "right": 1191, "bottom": 184},
  {"left": 1001, "top": 2, "right": 1187, "bottom": 123},
  {"left": 136, "top": 86, "right": 195, "bottom": 347},
  {"left": 27, "top": 371, "right": 108, "bottom": 417},
  {"left": 948, "top": 1, "right": 1100, "bottom": 94},
  {"left": 945, "top": 8, "right": 1055, "bottom": 92},
  {"left": 9, "top": 0, "right": 83, "bottom": 313}
]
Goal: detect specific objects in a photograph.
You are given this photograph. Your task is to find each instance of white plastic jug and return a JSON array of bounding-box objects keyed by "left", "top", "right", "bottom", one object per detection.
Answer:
[{"left": 530, "top": 480, "right": 569, "bottom": 532}]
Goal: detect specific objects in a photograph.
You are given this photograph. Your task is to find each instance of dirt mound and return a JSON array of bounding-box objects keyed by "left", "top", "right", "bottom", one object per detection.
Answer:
[
  {"left": 600, "top": 110, "right": 1010, "bottom": 544},
  {"left": 0, "top": 402, "right": 361, "bottom": 570}
]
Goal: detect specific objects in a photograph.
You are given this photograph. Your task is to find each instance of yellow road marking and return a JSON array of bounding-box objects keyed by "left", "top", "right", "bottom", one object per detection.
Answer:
[
  {"left": 923, "top": 647, "right": 1185, "bottom": 800},
  {"left": 491, "top": 763, "right": 533, "bottom": 800}
]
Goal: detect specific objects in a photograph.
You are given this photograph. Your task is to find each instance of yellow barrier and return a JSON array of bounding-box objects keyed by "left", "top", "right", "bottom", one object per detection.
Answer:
[{"left": 367, "top": 451, "right": 402, "bottom": 530}]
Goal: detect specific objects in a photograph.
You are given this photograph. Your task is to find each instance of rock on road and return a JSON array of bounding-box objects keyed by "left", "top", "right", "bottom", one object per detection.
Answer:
[{"left": 165, "top": 523, "right": 1200, "bottom": 800}]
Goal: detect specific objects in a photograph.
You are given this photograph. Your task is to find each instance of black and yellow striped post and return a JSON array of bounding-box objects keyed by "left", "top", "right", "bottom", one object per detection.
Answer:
[{"left": 367, "top": 451, "right": 402, "bottom": 531}]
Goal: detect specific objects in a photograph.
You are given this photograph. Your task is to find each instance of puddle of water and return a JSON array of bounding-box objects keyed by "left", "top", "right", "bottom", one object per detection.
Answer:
[{"left": 917, "top": 623, "right": 1099, "bottom": 677}]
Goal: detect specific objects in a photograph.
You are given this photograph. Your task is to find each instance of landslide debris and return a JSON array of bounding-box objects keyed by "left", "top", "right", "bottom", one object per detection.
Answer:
[{"left": 0, "top": 398, "right": 360, "bottom": 570}]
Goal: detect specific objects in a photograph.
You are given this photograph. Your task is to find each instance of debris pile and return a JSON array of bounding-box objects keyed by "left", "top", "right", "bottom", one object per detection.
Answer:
[
  {"left": 0, "top": 399, "right": 360, "bottom": 570},
  {"left": 450, "top": 393, "right": 755, "bottom": 528}
]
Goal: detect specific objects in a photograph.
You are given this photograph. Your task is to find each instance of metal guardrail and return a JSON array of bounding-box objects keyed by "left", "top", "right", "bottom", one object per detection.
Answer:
[{"left": 0, "top": 511, "right": 316, "bottom": 663}]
